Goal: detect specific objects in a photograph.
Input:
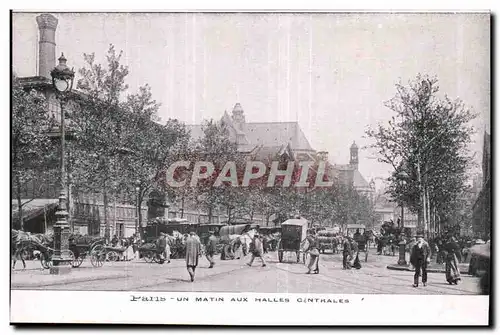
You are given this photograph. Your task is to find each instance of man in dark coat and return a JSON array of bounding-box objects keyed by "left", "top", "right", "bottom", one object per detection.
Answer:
[
  {"left": 247, "top": 233, "right": 266, "bottom": 267},
  {"left": 410, "top": 234, "right": 431, "bottom": 287},
  {"left": 205, "top": 231, "right": 218, "bottom": 268}
]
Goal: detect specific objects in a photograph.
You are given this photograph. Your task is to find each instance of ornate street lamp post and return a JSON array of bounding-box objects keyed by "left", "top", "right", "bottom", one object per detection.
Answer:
[{"left": 50, "top": 53, "right": 75, "bottom": 274}]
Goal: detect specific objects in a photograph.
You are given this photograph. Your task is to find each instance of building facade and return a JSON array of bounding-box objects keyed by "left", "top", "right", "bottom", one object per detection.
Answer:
[
  {"left": 472, "top": 131, "right": 491, "bottom": 239},
  {"left": 12, "top": 13, "right": 147, "bottom": 237}
]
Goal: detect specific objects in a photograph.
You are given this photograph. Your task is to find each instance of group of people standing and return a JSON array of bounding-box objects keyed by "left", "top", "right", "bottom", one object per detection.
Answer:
[
  {"left": 301, "top": 229, "right": 362, "bottom": 274},
  {"left": 409, "top": 233, "right": 461, "bottom": 288}
]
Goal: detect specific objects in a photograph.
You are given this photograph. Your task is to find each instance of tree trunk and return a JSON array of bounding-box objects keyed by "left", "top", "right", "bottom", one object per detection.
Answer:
[
  {"left": 16, "top": 173, "right": 24, "bottom": 231},
  {"left": 138, "top": 193, "right": 144, "bottom": 241},
  {"left": 103, "top": 181, "right": 109, "bottom": 243}
]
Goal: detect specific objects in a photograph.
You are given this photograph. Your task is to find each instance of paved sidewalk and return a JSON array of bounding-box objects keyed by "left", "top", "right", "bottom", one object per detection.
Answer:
[
  {"left": 11, "top": 267, "right": 128, "bottom": 288},
  {"left": 11, "top": 260, "right": 133, "bottom": 288},
  {"left": 10, "top": 255, "right": 266, "bottom": 290},
  {"left": 387, "top": 262, "right": 470, "bottom": 274}
]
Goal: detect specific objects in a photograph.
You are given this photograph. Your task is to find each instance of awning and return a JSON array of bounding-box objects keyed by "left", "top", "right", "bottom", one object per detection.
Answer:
[{"left": 11, "top": 199, "right": 59, "bottom": 221}]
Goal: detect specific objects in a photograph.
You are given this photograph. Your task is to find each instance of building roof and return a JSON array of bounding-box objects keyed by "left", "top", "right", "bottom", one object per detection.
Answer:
[
  {"left": 187, "top": 121, "right": 314, "bottom": 152},
  {"left": 11, "top": 199, "right": 59, "bottom": 221},
  {"left": 243, "top": 122, "right": 314, "bottom": 151},
  {"left": 353, "top": 170, "right": 371, "bottom": 189}
]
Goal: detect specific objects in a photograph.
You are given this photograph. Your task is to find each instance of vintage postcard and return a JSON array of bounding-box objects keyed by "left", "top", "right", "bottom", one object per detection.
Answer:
[{"left": 10, "top": 11, "right": 490, "bottom": 325}]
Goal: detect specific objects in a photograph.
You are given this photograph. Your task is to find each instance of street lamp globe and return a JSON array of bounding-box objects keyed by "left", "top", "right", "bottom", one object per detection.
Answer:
[{"left": 50, "top": 53, "right": 75, "bottom": 94}]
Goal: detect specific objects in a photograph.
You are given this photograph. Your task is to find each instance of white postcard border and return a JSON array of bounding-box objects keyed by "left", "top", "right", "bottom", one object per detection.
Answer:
[{"left": 10, "top": 290, "right": 489, "bottom": 325}]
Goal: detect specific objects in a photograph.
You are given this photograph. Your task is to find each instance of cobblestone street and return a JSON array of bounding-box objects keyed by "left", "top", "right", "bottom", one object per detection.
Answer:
[{"left": 11, "top": 251, "right": 481, "bottom": 295}]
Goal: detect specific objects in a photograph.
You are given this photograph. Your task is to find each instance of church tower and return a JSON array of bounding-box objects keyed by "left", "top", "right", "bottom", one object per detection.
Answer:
[
  {"left": 350, "top": 141, "right": 359, "bottom": 170},
  {"left": 231, "top": 103, "right": 246, "bottom": 131}
]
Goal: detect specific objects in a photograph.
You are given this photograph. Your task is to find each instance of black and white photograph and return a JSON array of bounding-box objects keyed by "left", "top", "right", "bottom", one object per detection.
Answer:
[{"left": 9, "top": 10, "right": 491, "bottom": 325}]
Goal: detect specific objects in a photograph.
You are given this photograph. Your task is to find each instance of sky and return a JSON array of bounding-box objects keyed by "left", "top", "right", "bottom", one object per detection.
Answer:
[{"left": 12, "top": 12, "right": 490, "bottom": 188}]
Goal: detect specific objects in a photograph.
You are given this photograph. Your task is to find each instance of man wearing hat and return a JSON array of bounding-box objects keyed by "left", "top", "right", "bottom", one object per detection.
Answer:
[
  {"left": 247, "top": 233, "right": 266, "bottom": 267},
  {"left": 410, "top": 233, "right": 431, "bottom": 287},
  {"left": 205, "top": 231, "right": 218, "bottom": 268}
]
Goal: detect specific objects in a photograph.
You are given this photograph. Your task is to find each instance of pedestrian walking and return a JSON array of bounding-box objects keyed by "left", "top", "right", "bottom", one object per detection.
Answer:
[
  {"left": 156, "top": 233, "right": 168, "bottom": 264},
  {"left": 247, "top": 233, "right": 266, "bottom": 267},
  {"left": 444, "top": 234, "right": 461, "bottom": 285},
  {"left": 303, "top": 229, "right": 320, "bottom": 274},
  {"left": 205, "top": 231, "right": 218, "bottom": 268},
  {"left": 263, "top": 234, "right": 269, "bottom": 254},
  {"left": 342, "top": 237, "right": 352, "bottom": 270},
  {"left": 185, "top": 231, "right": 201, "bottom": 282},
  {"left": 410, "top": 234, "right": 431, "bottom": 287}
]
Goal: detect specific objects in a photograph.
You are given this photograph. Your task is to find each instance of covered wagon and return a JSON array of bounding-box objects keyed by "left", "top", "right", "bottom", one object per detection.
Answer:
[{"left": 278, "top": 218, "right": 308, "bottom": 263}]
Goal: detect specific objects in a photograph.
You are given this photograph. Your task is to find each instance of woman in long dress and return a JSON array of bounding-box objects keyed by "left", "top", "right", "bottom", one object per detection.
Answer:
[
  {"left": 444, "top": 236, "right": 461, "bottom": 285},
  {"left": 185, "top": 231, "right": 201, "bottom": 282}
]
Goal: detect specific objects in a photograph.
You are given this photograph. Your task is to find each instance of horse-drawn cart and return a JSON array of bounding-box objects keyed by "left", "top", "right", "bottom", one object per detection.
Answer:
[
  {"left": 68, "top": 235, "right": 107, "bottom": 268},
  {"left": 317, "top": 229, "right": 340, "bottom": 254},
  {"left": 278, "top": 219, "right": 308, "bottom": 263},
  {"left": 137, "top": 242, "right": 166, "bottom": 264}
]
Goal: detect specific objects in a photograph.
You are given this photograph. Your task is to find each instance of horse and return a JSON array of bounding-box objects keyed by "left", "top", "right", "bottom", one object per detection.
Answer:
[
  {"left": 11, "top": 230, "right": 53, "bottom": 270},
  {"left": 11, "top": 229, "right": 27, "bottom": 269}
]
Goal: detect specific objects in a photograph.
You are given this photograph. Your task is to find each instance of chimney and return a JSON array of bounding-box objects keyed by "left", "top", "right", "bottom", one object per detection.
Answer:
[{"left": 36, "top": 13, "right": 58, "bottom": 79}]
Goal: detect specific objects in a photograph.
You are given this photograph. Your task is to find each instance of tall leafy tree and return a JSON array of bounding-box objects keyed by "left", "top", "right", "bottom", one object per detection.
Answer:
[
  {"left": 192, "top": 119, "right": 244, "bottom": 223},
  {"left": 367, "top": 74, "right": 476, "bottom": 234},
  {"left": 11, "top": 75, "right": 55, "bottom": 230},
  {"left": 71, "top": 44, "right": 130, "bottom": 239}
]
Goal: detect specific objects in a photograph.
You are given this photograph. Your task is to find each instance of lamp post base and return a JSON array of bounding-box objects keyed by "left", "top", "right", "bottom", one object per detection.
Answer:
[
  {"left": 49, "top": 265, "right": 72, "bottom": 275},
  {"left": 397, "top": 242, "right": 407, "bottom": 266},
  {"left": 50, "top": 254, "right": 72, "bottom": 275}
]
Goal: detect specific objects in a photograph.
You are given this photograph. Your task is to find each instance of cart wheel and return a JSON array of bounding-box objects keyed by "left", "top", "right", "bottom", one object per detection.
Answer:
[
  {"left": 143, "top": 251, "right": 154, "bottom": 263},
  {"left": 90, "top": 245, "right": 105, "bottom": 267},
  {"left": 154, "top": 253, "right": 165, "bottom": 264},
  {"left": 107, "top": 251, "right": 119, "bottom": 262},
  {"left": 278, "top": 250, "right": 283, "bottom": 263},
  {"left": 72, "top": 255, "right": 84, "bottom": 268},
  {"left": 40, "top": 252, "right": 52, "bottom": 269},
  {"left": 68, "top": 250, "right": 76, "bottom": 266}
]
